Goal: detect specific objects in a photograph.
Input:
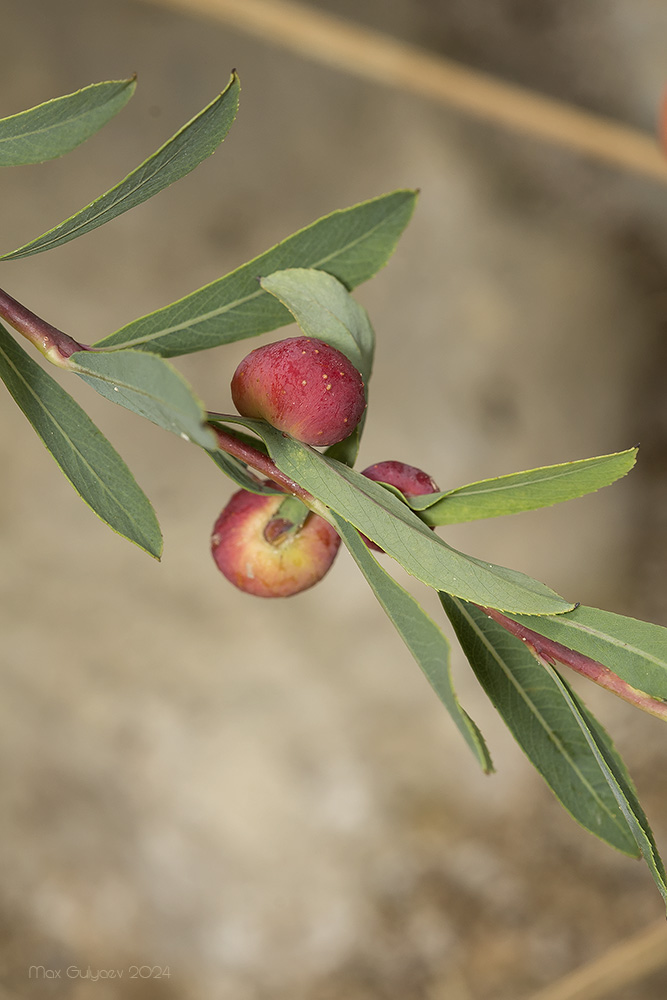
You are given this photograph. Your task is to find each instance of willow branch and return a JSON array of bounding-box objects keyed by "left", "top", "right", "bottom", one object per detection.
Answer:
[
  {"left": 0, "top": 286, "right": 86, "bottom": 366},
  {"left": 210, "top": 421, "right": 317, "bottom": 506},
  {"left": 483, "top": 606, "right": 667, "bottom": 722}
]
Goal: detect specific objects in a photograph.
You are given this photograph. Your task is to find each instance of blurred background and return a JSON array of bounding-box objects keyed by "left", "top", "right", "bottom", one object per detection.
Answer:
[{"left": 0, "top": 1, "right": 666, "bottom": 997}]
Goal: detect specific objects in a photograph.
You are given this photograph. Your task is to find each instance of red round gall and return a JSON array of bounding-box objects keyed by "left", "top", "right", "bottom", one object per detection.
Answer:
[
  {"left": 231, "top": 336, "right": 366, "bottom": 446},
  {"left": 360, "top": 460, "right": 439, "bottom": 552},
  {"left": 361, "top": 461, "right": 439, "bottom": 497}
]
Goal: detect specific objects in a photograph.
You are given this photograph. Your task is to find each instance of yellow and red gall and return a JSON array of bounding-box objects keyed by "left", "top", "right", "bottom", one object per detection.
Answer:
[{"left": 211, "top": 486, "right": 341, "bottom": 597}]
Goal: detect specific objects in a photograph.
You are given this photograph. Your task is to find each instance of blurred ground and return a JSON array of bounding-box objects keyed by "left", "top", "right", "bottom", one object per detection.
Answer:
[{"left": 0, "top": 1, "right": 666, "bottom": 997}]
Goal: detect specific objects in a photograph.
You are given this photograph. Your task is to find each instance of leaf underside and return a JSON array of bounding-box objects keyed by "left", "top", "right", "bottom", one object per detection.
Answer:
[
  {"left": 335, "top": 516, "right": 492, "bottom": 772},
  {"left": 71, "top": 349, "right": 217, "bottom": 450}
]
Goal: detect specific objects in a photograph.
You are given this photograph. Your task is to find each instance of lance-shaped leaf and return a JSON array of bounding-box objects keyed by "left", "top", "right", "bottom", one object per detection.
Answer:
[
  {"left": 334, "top": 515, "right": 492, "bottom": 771},
  {"left": 1, "top": 72, "right": 240, "bottom": 259},
  {"left": 71, "top": 350, "right": 217, "bottom": 449},
  {"left": 0, "top": 78, "right": 136, "bottom": 167},
  {"left": 410, "top": 449, "right": 638, "bottom": 525},
  {"left": 0, "top": 323, "right": 161, "bottom": 557},
  {"left": 91, "top": 189, "right": 417, "bottom": 357},
  {"left": 545, "top": 661, "right": 667, "bottom": 907},
  {"left": 505, "top": 605, "right": 667, "bottom": 703},
  {"left": 260, "top": 268, "right": 375, "bottom": 381},
  {"left": 440, "top": 596, "right": 653, "bottom": 861},
  {"left": 217, "top": 415, "right": 573, "bottom": 614}
]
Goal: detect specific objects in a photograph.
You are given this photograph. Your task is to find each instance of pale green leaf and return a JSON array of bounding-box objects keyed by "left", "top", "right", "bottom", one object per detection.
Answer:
[
  {"left": 0, "top": 323, "right": 162, "bottom": 557},
  {"left": 411, "top": 449, "right": 638, "bottom": 524},
  {"left": 335, "top": 516, "right": 492, "bottom": 771},
  {"left": 1, "top": 72, "right": 240, "bottom": 259},
  {"left": 0, "top": 78, "right": 136, "bottom": 166},
  {"left": 91, "top": 189, "right": 417, "bottom": 357},
  {"left": 71, "top": 349, "right": 217, "bottom": 449},
  {"left": 260, "top": 268, "right": 375, "bottom": 381}
]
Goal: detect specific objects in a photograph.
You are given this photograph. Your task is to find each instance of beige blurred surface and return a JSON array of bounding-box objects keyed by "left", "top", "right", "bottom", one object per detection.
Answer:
[{"left": 0, "top": 1, "right": 666, "bottom": 997}]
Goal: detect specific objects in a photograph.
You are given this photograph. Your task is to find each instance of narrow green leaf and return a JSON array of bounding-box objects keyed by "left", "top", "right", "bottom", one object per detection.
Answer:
[
  {"left": 1, "top": 72, "right": 240, "bottom": 259},
  {"left": 91, "top": 189, "right": 418, "bottom": 357},
  {"left": 440, "top": 595, "right": 643, "bottom": 858},
  {"left": 0, "top": 78, "right": 136, "bottom": 166},
  {"left": 410, "top": 449, "right": 638, "bottom": 525},
  {"left": 507, "top": 605, "right": 667, "bottom": 702},
  {"left": 71, "top": 349, "right": 217, "bottom": 449},
  {"left": 0, "top": 323, "right": 162, "bottom": 557},
  {"left": 335, "top": 516, "right": 493, "bottom": 771},
  {"left": 218, "top": 415, "right": 574, "bottom": 614},
  {"left": 260, "top": 268, "right": 375, "bottom": 381}
]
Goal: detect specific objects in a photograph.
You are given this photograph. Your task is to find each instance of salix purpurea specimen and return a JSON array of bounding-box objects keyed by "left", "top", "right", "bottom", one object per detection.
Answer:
[{"left": 1, "top": 72, "right": 666, "bottom": 906}]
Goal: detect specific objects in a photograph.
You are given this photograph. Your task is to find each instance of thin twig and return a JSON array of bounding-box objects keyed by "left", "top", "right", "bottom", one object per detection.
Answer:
[
  {"left": 524, "top": 919, "right": 667, "bottom": 1000},
  {"left": 134, "top": 0, "right": 667, "bottom": 182},
  {"left": 210, "top": 421, "right": 316, "bottom": 505}
]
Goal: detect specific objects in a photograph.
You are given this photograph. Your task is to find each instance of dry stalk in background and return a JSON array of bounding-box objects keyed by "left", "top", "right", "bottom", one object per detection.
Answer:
[{"left": 135, "top": 0, "right": 667, "bottom": 181}]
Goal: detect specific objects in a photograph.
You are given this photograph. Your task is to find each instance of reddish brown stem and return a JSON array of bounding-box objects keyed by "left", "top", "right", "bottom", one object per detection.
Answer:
[
  {"left": 210, "top": 423, "right": 317, "bottom": 507},
  {"left": 0, "top": 285, "right": 87, "bottom": 365},
  {"left": 482, "top": 606, "right": 667, "bottom": 722}
]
